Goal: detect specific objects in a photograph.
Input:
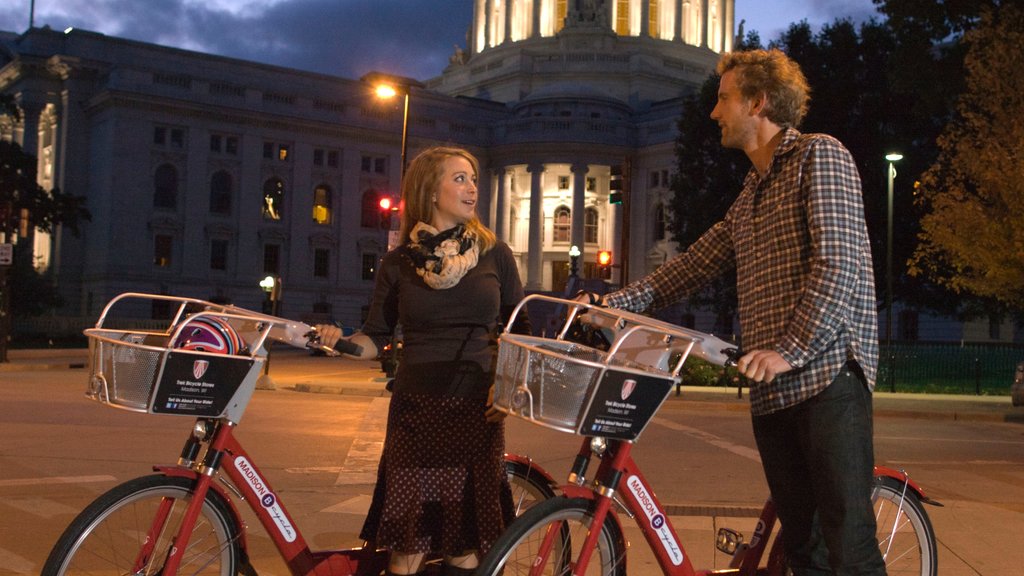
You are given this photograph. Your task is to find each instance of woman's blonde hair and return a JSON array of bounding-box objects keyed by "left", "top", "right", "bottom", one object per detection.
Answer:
[
  {"left": 399, "top": 146, "right": 496, "bottom": 253},
  {"left": 716, "top": 48, "right": 811, "bottom": 128}
]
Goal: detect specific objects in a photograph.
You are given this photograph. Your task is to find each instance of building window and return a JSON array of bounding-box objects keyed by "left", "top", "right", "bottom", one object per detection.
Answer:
[
  {"left": 262, "top": 178, "right": 285, "bottom": 220},
  {"left": 313, "top": 149, "right": 324, "bottom": 166},
  {"left": 153, "top": 164, "right": 178, "bottom": 210},
  {"left": 558, "top": 175, "right": 570, "bottom": 190},
  {"left": 553, "top": 205, "right": 570, "bottom": 243},
  {"left": 586, "top": 177, "right": 596, "bottom": 191},
  {"left": 211, "top": 133, "right": 239, "bottom": 155},
  {"left": 654, "top": 202, "right": 666, "bottom": 241},
  {"left": 361, "top": 189, "right": 381, "bottom": 228},
  {"left": 362, "top": 252, "right": 378, "bottom": 280},
  {"left": 312, "top": 184, "right": 332, "bottom": 224},
  {"left": 154, "top": 234, "right": 173, "bottom": 267},
  {"left": 327, "top": 150, "right": 340, "bottom": 168},
  {"left": 314, "top": 248, "right": 330, "bottom": 278},
  {"left": 584, "top": 207, "right": 598, "bottom": 244},
  {"left": 210, "top": 171, "right": 233, "bottom": 214},
  {"left": 263, "top": 141, "right": 290, "bottom": 161},
  {"left": 263, "top": 244, "right": 281, "bottom": 275},
  {"left": 361, "top": 154, "right": 388, "bottom": 174},
  {"left": 154, "top": 125, "right": 186, "bottom": 148},
  {"left": 210, "top": 239, "right": 228, "bottom": 271}
]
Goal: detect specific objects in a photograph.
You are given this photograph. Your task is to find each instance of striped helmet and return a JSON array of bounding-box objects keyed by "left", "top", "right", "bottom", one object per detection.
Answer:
[{"left": 173, "top": 315, "right": 244, "bottom": 355}]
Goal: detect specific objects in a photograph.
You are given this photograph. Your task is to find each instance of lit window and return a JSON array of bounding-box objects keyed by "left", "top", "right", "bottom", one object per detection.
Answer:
[
  {"left": 553, "top": 206, "right": 570, "bottom": 243},
  {"left": 558, "top": 176, "right": 570, "bottom": 190},
  {"left": 154, "top": 235, "right": 173, "bottom": 267},
  {"left": 278, "top": 144, "right": 290, "bottom": 162},
  {"left": 262, "top": 178, "right": 285, "bottom": 220},
  {"left": 312, "top": 184, "right": 332, "bottom": 224},
  {"left": 585, "top": 207, "right": 598, "bottom": 244}
]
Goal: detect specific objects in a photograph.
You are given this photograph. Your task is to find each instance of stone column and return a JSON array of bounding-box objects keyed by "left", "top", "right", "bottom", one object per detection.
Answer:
[
  {"left": 526, "top": 162, "right": 545, "bottom": 290},
  {"left": 674, "top": 0, "right": 683, "bottom": 41},
  {"left": 493, "top": 167, "right": 510, "bottom": 241},
  {"left": 570, "top": 162, "right": 588, "bottom": 253},
  {"left": 701, "top": 0, "right": 709, "bottom": 48},
  {"left": 505, "top": 0, "right": 515, "bottom": 43},
  {"left": 640, "top": 0, "right": 651, "bottom": 37},
  {"left": 485, "top": 0, "right": 493, "bottom": 47},
  {"left": 532, "top": 0, "right": 542, "bottom": 38}
]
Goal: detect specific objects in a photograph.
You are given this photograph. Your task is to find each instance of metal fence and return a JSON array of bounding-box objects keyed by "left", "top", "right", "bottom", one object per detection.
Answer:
[{"left": 878, "top": 342, "right": 1024, "bottom": 395}]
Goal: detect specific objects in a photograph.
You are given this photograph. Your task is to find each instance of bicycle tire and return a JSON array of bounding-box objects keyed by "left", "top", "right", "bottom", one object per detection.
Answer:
[
  {"left": 476, "top": 496, "right": 627, "bottom": 576},
  {"left": 42, "top": 474, "right": 242, "bottom": 576},
  {"left": 505, "top": 459, "right": 558, "bottom": 516},
  {"left": 873, "top": 476, "right": 937, "bottom": 576}
]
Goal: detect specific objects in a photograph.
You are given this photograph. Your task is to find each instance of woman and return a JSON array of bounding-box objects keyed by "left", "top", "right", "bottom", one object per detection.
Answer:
[{"left": 318, "top": 146, "right": 530, "bottom": 575}]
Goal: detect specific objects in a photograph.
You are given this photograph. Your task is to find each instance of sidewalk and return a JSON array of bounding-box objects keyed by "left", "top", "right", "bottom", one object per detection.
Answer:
[{"left": 6, "top": 347, "right": 1021, "bottom": 423}]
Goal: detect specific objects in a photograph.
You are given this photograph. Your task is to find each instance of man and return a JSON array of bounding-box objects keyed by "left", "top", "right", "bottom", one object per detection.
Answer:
[{"left": 595, "top": 49, "right": 886, "bottom": 574}]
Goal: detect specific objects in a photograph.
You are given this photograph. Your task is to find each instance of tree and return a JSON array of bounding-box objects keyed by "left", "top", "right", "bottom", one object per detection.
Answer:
[
  {"left": 909, "top": 4, "right": 1024, "bottom": 310},
  {"left": 1, "top": 94, "right": 91, "bottom": 360}
]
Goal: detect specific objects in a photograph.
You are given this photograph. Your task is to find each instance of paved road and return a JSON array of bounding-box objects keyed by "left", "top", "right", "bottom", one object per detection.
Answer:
[{"left": 1, "top": 350, "right": 1023, "bottom": 574}]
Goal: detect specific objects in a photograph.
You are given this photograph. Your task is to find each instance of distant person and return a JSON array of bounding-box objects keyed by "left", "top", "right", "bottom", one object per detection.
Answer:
[
  {"left": 318, "top": 146, "right": 530, "bottom": 576},
  {"left": 583, "top": 49, "right": 885, "bottom": 575}
]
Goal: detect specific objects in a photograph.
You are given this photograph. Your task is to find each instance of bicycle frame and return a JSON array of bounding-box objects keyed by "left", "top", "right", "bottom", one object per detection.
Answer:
[
  {"left": 148, "top": 417, "right": 388, "bottom": 576},
  {"left": 548, "top": 436, "right": 936, "bottom": 576}
]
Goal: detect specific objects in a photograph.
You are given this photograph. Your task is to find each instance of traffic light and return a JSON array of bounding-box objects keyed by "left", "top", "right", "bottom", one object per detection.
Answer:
[
  {"left": 597, "top": 250, "right": 612, "bottom": 279},
  {"left": 609, "top": 164, "right": 624, "bottom": 204},
  {"left": 378, "top": 195, "right": 395, "bottom": 229}
]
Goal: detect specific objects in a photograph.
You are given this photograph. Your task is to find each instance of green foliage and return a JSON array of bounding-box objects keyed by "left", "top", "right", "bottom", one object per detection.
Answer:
[
  {"left": 7, "top": 249, "right": 63, "bottom": 318},
  {"left": 679, "top": 357, "right": 742, "bottom": 388},
  {"left": 909, "top": 4, "right": 1024, "bottom": 310},
  {"left": 0, "top": 139, "right": 91, "bottom": 236}
]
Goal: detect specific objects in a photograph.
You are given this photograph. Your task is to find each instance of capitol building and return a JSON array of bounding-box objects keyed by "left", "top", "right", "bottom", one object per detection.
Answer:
[{"left": 0, "top": 0, "right": 734, "bottom": 327}]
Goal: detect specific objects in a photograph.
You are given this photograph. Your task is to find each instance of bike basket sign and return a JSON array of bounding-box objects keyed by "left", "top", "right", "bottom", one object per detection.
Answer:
[
  {"left": 578, "top": 369, "right": 674, "bottom": 439},
  {"left": 152, "top": 352, "right": 253, "bottom": 416}
]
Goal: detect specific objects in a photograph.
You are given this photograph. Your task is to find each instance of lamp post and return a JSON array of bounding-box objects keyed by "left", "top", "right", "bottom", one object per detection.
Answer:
[
  {"left": 885, "top": 152, "right": 903, "bottom": 392},
  {"left": 257, "top": 274, "right": 281, "bottom": 389},
  {"left": 362, "top": 71, "right": 425, "bottom": 187}
]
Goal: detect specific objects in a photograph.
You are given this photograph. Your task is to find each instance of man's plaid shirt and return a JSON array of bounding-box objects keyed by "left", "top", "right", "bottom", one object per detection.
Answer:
[{"left": 605, "top": 128, "right": 879, "bottom": 416}]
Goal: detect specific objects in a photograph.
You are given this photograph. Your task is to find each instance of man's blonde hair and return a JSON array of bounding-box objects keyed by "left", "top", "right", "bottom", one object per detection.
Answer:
[{"left": 717, "top": 48, "right": 811, "bottom": 128}]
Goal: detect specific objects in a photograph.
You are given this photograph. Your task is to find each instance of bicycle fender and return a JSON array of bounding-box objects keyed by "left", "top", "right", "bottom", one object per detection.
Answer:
[
  {"left": 154, "top": 465, "right": 254, "bottom": 549},
  {"left": 874, "top": 465, "right": 942, "bottom": 506},
  {"left": 504, "top": 453, "right": 558, "bottom": 487}
]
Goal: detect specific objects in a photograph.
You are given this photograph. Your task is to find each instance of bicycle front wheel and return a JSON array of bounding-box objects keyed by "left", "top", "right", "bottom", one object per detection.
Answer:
[
  {"left": 42, "top": 474, "right": 241, "bottom": 576},
  {"left": 477, "top": 496, "right": 627, "bottom": 576},
  {"left": 873, "top": 476, "right": 937, "bottom": 576},
  {"left": 505, "top": 458, "right": 558, "bottom": 516}
]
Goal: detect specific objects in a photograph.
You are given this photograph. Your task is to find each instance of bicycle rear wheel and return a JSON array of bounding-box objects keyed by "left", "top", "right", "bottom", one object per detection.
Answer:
[
  {"left": 477, "top": 496, "right": 626, "bottom": 576},
  {"left": 873, "top": 476, "right": 937, "bottom": 576},
  {"left": 42, "top": 474, "right": 241, "bottom": 576}
]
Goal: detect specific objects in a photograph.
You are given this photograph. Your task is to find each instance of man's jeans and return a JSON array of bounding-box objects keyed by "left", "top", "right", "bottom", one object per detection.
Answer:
[{"left": 751, "top": 363, "right": 887, "bottom": 575}]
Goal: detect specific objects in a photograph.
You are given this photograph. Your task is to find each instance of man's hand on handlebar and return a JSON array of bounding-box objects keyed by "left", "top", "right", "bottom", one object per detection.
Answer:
[
  {"left": 736, "top": 350, "right": 793, "bottom": 383},
  {"left": 572, "top": 290, "right": 604, "bottom": 307}
]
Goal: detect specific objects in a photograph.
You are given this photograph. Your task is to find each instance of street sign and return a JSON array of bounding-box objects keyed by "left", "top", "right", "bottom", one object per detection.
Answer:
[{"left": 0, "top": 243, "right": 12, "bottom": 266}]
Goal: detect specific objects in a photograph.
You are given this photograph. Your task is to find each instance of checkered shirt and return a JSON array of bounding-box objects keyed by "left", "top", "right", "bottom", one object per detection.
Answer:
[{"left": 605, "top": 128, "right": 879, "bottom": 415}]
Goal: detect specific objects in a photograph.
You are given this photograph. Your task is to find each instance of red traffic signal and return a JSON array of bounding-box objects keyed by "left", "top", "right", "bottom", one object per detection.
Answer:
[
  {"left": 597, "top": 250, "right": 612, "bottom": 267},
  {"left": 378, "top": 195, "right": 397, "bottom": 229},
  {"left": 378, "top": 196, "right": 393, "bottom": 211}
]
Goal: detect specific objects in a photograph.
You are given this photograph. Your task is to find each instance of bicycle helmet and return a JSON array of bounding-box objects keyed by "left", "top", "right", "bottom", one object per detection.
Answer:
[{"left": 173, "top": 315, "right": 244, "bottom": 355}]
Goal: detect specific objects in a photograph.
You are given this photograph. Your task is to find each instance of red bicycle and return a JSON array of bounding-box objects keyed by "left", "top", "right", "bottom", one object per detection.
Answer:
[
  {"left": 41, "top": 293, "right": 558, "bottom": 576},
  {"left": 478, "top": 295, "right": 940, "bottom": 576}
]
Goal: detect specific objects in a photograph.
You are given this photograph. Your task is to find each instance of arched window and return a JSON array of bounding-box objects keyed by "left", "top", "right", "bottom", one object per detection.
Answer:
[
  {"left": 654, "top": 202, "right": 666, "bottom": 241},
  {"left": 262, "top": 178, "right": 284, "bottom": 220},
  {"left": 209, "top": 171, "right": 232, "bottom": 214},
  {"left": 584, "top": 207, "right": 599, "bottom": 244},
  {"left": 552, "top": 205, "right": 570, "bottom": 243},
  {"left": 312, "top": 184, "right": 332, "bottom": 225},
  {"left": 361, "top": 189, "right": 380, "bottom": 228},
  {"left": 154, "top": 164, "right": 178, "bottom": 209}
]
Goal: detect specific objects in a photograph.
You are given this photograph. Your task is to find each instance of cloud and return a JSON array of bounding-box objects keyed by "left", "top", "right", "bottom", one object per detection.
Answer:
[{"left": 0, "top": 0, "right": 473, "bottom": 80}]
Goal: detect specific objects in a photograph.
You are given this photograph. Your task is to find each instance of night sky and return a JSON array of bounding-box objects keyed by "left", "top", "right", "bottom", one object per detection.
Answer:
[{"left": 0, "top": 0, "right": 880, "bottom": 81}]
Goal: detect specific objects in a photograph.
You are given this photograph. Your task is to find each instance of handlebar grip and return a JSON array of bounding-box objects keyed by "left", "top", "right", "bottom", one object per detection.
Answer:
[{"left": 333, "top": 338, "right": 364, "bottom": 357}]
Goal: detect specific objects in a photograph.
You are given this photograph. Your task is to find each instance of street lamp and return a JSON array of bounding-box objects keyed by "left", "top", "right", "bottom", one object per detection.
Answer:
[
  {"left": 885, "top": 152, "right": 903, "bottom": 392},
  {"left": 361, "top": 71, "right": 425, "bottom": 186},
  {"left": 257, "top": 274, "right": 281, "bottom": 389}
]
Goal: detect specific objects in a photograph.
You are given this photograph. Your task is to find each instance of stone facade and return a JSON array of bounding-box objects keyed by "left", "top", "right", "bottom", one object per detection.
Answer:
[{"left": 0, "top": 1, "right": 733, "bottom": 328}]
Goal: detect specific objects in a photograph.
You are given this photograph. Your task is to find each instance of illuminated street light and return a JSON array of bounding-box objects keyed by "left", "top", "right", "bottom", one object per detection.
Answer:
[
  {"left": 362, "top": 71, "right": 425, "bottom": 186},
  {"left": 885, "top": 152, "right": 903, "bottom": 392}
]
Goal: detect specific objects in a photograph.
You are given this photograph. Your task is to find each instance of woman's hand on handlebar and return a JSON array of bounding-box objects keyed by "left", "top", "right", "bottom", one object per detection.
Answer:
[{"left": 312, "top": 325, "right": 377, "bottom": 360}]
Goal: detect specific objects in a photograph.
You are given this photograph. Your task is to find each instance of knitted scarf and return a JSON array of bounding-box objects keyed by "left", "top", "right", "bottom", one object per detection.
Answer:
[{"left": 406, "top": 222, "right": 480, "bottom": 289}]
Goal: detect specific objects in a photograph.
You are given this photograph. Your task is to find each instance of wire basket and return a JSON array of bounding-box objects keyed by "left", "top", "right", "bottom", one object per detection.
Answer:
[
  {"left": 494, "top": 334, "right": 677, "bottom": 440},
  {"left": 82, "top": 293, "right": 283, "bottom": 420}
]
